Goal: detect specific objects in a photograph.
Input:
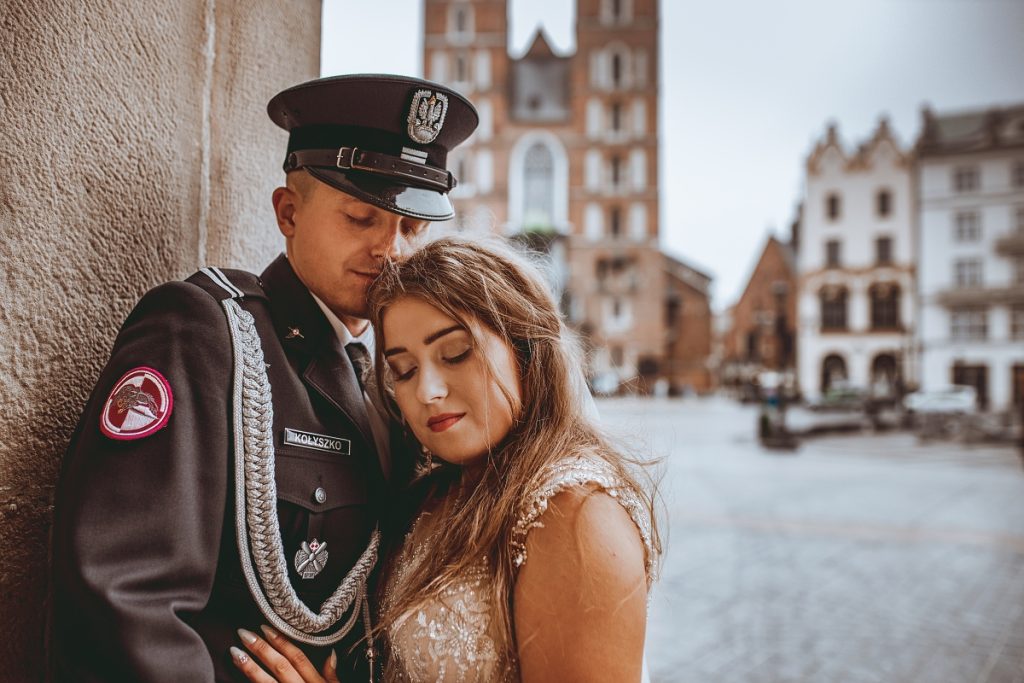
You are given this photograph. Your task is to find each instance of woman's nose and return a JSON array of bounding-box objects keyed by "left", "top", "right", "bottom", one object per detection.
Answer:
[{"left": 415, "top": 364, "right": 448, "bottom": 404}]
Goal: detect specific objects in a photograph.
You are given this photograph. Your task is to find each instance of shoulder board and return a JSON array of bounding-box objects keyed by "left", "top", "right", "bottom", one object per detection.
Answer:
[{"left": 186, "top": 266, "right": 267, "bottom": 302}]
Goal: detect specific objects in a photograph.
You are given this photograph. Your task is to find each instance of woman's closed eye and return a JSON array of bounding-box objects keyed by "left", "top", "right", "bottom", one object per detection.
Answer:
[
  {"left": 442, "top": 347, "right": 472, "bottom": 365},
  {"left": 389, "top": 362, "right": 417, "bottom": 382}
]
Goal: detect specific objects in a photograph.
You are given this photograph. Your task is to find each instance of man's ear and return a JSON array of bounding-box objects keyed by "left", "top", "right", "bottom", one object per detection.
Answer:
[{"left": 272, "top": 186, "right": 298, "bottom": 237}]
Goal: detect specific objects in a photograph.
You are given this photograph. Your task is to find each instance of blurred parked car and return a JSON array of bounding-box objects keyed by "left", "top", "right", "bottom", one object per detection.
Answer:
[
  {"left": 807, "top": 384, "right": 868, "bottom": 413},
  {"left": 903, "top": 385, "right": 977, "bottom": 415}
]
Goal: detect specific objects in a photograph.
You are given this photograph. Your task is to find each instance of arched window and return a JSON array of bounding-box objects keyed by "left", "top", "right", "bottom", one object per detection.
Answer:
[
  {"left": 870, "top": 283, "right": 900, "bottom": 330},
  {"left": 871, "top": 353, "right": 899, "bottom": 397},
  {"left": 448, "top": 3, "right": 474, "bottom": 41},
  {"left": 523, "top": 143, "right": 554, "bottom": 228},
  {"left": 821, "top": 354, "right": 848, "bottom": 394},
  {"left": 819, "top": 286, "right": 848, "bottom": 331}
]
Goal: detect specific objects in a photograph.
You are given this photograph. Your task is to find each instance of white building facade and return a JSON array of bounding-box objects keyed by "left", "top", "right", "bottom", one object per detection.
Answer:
[
  {"left": 916, "top": 104, "right": 1024, "bottom": 412},
  {"left": 797, "top": 120, "right": 916, "bottom": 401}
]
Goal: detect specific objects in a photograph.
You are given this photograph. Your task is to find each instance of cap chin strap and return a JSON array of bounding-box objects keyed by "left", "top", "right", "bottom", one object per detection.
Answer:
[
  {"left": 285, "top": 147, "right": 456, "bottom": 192},
  {"left": 222, "top": 298, "right": 379, "bottom": 651}
]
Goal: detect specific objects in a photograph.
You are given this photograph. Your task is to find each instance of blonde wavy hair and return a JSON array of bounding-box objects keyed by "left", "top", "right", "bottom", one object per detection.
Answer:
[{"left": 366, "top": 236, "right": 661, "bottom": 655}]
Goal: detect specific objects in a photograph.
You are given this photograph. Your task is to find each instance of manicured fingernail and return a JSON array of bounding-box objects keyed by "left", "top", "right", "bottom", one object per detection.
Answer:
[
  {"left": 329, "top": 649, "right": 337, "bottom": 669},
  {"left": 230, "top": 646, "right": 250, "bottom": 663},
  {"left": 260, "top": 624, "right": 279, "bottom": 640},
  {"left": 237, "top": 628, "right": 258, "bottom": 645}
]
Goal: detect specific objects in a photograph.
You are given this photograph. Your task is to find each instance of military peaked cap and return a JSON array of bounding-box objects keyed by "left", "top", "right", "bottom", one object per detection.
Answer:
[{"left": 268, "top": 74, "right": 478, "bottom": 221}]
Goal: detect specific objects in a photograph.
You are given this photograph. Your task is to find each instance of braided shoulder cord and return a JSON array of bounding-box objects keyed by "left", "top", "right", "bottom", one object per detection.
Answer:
[{"left": 223, "top": 299, "right": 379, "bottom": 645}]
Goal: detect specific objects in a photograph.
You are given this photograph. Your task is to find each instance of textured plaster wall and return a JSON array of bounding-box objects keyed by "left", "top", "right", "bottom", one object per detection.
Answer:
[{"left": 0, "top": 1, "right": 320, "bottom": 678}]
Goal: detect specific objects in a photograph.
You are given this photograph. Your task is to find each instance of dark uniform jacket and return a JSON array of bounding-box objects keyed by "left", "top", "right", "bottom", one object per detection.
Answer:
[{"left": 50, "top": 255, "right": 394, "bottom": 682}]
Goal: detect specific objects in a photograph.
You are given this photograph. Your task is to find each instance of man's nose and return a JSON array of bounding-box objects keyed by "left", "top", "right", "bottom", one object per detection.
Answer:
[{"left": 370, "top": 219, "right": 406, "bottom": 261}]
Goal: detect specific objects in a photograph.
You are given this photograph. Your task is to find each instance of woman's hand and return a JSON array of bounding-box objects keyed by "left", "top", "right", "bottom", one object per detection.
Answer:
[{"left": 231, "top": 625, "right": 341, "bottom": 683}]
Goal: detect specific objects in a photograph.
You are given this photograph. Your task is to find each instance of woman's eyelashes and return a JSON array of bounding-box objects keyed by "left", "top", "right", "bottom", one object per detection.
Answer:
[
  {"left": 387, "top": 345, "right": 474, "bottom": 383},
  {"left": 443, "top": 347, "right": 472, "bottom": 365}
]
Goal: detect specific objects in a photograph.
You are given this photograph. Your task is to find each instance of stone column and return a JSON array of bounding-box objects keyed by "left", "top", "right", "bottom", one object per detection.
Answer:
[{"left": 0, "top": 1, "right": 321, "bottom": 677}]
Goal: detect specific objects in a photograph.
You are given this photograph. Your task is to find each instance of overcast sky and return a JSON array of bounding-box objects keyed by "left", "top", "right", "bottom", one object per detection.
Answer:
[{"left": 322, "top": 0, "right": 1024, "bottom": 310}]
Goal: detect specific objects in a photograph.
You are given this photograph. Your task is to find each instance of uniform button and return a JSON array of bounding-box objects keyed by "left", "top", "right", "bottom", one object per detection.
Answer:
[{"left": 313, "top": 487, "right": 327, "bottom": 504}]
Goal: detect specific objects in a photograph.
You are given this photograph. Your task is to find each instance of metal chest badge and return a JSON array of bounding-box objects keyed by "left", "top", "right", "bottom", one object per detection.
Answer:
[
  {"left": 294, "top": 539, "right": 328, "bottom": 579},
  {"left": 99, "top": 367, "right": 174, "bottom": 440},
  {"left": 406, "top": 89, "right": 449, "bottom": 144}
]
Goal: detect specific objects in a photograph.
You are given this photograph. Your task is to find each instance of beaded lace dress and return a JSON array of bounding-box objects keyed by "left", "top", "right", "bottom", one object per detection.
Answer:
[{"left": 380, "top": 456, "right": 656, "bottom": 683}]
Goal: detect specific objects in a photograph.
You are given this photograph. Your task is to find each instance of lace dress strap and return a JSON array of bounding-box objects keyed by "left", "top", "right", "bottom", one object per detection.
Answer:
[{"left": 510, "top": 456, "right": 656, "bottom": 584}]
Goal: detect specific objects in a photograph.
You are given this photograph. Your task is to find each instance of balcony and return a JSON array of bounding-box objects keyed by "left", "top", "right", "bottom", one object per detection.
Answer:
[
  {"left": 936, "top": 284, "right": 1024, "bottom": 306},
  {"left": 995, "top": 231, "right": 1024, "bottom": 256}
]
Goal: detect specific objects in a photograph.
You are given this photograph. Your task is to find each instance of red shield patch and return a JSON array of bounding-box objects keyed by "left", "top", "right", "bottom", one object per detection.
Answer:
[{"left": 99, "top": 367, "right": 174, "bottom": 441}]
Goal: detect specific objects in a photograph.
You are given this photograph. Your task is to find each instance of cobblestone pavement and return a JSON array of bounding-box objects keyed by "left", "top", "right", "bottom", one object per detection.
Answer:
[{"left": 597, "top": 396, "right": 1024, "bottom": 683}]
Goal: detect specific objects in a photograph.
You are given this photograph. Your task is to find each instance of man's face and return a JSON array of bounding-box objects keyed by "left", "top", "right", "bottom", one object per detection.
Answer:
[{"left": 273, "top": 179, "right": 430, "bottom": 322}]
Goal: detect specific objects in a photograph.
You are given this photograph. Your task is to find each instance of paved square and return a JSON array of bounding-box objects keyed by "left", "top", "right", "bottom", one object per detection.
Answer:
[{"left": 598, "top": 397, "right": 1024, "bottom": 683}]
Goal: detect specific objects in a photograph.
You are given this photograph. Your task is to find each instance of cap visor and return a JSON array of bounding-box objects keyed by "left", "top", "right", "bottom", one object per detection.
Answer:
[{"left": 306, "top": 168, "right": 454, "bottom": 221}]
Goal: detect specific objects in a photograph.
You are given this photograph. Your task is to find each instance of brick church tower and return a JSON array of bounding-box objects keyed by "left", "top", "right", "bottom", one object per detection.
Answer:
[{"left": 424, "top": 0, "right": 712, "bottom": 393}]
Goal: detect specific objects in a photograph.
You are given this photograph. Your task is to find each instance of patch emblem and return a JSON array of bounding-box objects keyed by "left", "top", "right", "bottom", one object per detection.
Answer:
[
  {"left": 99, "top": 367, "right": 173, "bottom": 440},
  {"left": 406, "top": 89, "right": 449, "bottom": 144}
]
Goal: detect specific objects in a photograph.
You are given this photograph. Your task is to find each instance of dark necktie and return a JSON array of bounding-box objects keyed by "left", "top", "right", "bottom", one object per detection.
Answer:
[{"left": 345, "top": 342, "right": 372, "bottom": 394}]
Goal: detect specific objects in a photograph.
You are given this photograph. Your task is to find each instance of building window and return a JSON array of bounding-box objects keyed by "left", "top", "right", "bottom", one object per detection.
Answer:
[
  {"left": 1013, "top": 160, "right": 1024, "bottom": 188},
  {"left": 952, "top": 362, "right": 988, "bottom": 409},
  {"left": 629, "top": 203, "right": 646, "bottom": 241},
  {"left": 869, "top": 283, "right": 901, "bottom": 330},
  {"left": 630, "top": 149, "right": 646, "bottom": 190},
  {"left": 875, "top": 236, "right": 893, "bottom": 265},
  {"left": 610, "top": 102, "right": 623, "bottom": 132},
  {"left": 454, "top": 53, "right": 469, "bottom": 84},
  {"left": 585, "top": 203, "right": 603, "bottom": 241},
  {"left": 876, "top": 189, "right": 892, "bottom": 218},
  {"left": 1014, "top": 257, "right": 1024, "bottom": 285},
  {"left": 609, "top": 206, "right": 622, "bottom": 238},
  {"left": 1011, "top": 305, "right": 1024, "bottom": 340},
  {"left": 611, "top": 53, "right": 623, "bottom": 89},
  {"left": 953, "top": 166, "right": 979, "bottom": 192},
  {"left": 448, "top": 3, "right": 474, "bottom": 40},
  {"left": 632, "top": 99, "right": 646, "bottom": 137},
  {"left": 610, "top": 155, "right": 623, "bottom": 187},
  {"left": 950, "top": 307, "right": 988, "bottom": 340},
  {"left": 954, "top": 211, "right": 981, "bottom": 242},
  {"left": 953, "top": 258, "right": 983, "bottom": 288},
  {"left": 1016, "top": 206, "right": 1024, "bottom": 234},
  {"left": 821, "top": 354, "right": 848, "bottom": 393},
  {"left": 522, "top": 143, "right": 554, "bottom": 229},
  {"left": 454, "top": 155, "right": 470, "bottom": 188},
  {"left": 825, "top": 240, "right": 841, "bottom": 268},
  {"left": 819, "top": 287, "right": 848, "bottom": 331},
  {"left": 826, "top": 193, "right": 841, "bottom": 221}
]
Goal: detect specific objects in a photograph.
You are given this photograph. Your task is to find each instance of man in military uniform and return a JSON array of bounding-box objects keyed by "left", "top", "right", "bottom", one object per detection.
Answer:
[{"left": 49, "top": 74, "right": 477, "bottom": 682}]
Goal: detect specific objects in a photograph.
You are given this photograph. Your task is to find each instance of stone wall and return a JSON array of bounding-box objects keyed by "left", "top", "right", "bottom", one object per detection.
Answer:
[{"left": 0, "top": 1, "right": 320, "bottom": 678}]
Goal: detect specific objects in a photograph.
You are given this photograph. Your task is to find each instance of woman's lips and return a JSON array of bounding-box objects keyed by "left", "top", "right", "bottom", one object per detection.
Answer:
[{"left": 427, "top": 413, "right": 464, "bottom": 433}]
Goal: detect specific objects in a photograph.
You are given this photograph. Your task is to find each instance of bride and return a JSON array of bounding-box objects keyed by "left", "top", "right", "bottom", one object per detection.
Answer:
[{"left": 230, "top": 237, "right": 661, "bottom": 682}]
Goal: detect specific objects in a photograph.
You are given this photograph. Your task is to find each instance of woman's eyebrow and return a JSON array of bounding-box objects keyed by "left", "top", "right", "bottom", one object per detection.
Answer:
[
  {"left": 424, "top": 324, "right": 465, "bottom": 345},
  {"left": 384, "top": 324, "right": 465, "bottom": 358}
]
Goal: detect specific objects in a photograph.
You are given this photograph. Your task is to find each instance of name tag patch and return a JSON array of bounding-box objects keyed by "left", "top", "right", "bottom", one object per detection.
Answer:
[{"left": 282, "top": 428, "right": 350, "bottom": 455}]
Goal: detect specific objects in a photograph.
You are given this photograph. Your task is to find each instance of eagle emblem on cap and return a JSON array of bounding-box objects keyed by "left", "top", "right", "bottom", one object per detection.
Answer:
[{"left": 407, "top": 89, "right": 449, "bottom": 144}]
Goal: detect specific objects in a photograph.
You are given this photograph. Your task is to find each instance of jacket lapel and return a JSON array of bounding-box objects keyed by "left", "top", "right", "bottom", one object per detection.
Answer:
[{"left": 259, "top": 255, "right": 376, "bottom": 452}]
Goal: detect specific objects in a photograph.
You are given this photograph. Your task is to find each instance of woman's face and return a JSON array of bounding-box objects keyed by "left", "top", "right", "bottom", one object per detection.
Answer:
[{"left": 382, "top": 297, "right": 522, "bottom": 468}]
